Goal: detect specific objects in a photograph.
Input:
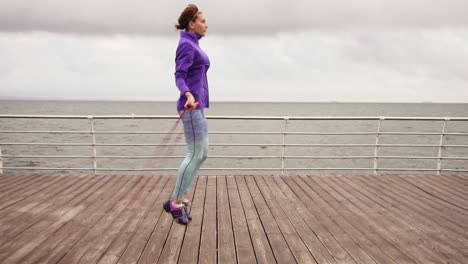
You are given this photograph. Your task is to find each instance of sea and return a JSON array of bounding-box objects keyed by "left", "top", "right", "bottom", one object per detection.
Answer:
[{"left": 1, "top": 100, "right": 468, "bottom": 176}]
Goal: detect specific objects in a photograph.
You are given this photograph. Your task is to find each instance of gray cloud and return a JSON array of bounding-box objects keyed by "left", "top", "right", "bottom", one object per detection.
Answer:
[
  {"left": 2, "top": 30, "right": 467, "bottom": 103},
  {"left": 1, "top": 1, "right": 468, "bottom": 35}
]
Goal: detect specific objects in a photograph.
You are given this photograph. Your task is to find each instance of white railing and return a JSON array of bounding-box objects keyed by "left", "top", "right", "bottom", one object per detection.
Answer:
[{"left": 1, "top": 114, "right": 468, "bottom": 175}]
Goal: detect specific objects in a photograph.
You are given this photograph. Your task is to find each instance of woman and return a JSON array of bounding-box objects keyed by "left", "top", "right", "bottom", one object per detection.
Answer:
[{"left": 163, "top": 4, "right": 210, "bottom": 225}]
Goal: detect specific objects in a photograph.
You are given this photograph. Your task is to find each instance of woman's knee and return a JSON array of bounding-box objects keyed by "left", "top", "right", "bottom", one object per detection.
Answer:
[{"left": 193, "top": 151, "right": 207, "bottom": 164}]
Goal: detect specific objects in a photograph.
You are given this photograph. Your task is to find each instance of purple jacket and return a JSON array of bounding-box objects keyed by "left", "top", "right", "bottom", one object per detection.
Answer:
[{"left": 175, "top": 31, "right": 210, "bottom": 112}]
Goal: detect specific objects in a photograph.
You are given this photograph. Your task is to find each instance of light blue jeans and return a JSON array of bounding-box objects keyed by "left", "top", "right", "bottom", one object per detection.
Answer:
[{"left": 172, "top": 109, "right": 208, "bottom": 200}]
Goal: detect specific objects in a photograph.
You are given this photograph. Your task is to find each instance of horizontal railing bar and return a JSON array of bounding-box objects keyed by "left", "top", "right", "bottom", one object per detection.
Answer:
[
  {"left": 0, "top": 155, "right": 275, "bottom": 159},
  {"left": 3, "top": 155, "right": 468, "bottom": 161},
  {"left": 2, "top": 130, "right": 468, "bottom": 136},
  {"left": 0, "top": 131, "right": 468, "bottom": 136},
  {"left": 441, "top": 169, "right": 468, "bottom": 172},
  {"left": 375, "top": 168, "right": 438, "bottom": 171},
  {"left": 2, "top": 155, "right": 94, "bottom": 158},
  {"left": 3, "top": 166, "right": 466, "bottom": 172},
  {"left": 0, "top": 143, "right": 93, "bottom": 146},
  {"left": 96, "top": 168, "right": 285, "bottom": 171},
  {"left": 1, "top": 167, "right": 93, "bottom": 170},
  {"left": 2, "top": 114, "right": 468, "bottom": 121},
  {"left": 0, "top": 131, "right": 93, "bottom": 134},
  {"left": 2, "top": 142, "right": 468, "bottom": 148},
  {"left": 376, "top": 156, "right": 468, "bottom": 160}
]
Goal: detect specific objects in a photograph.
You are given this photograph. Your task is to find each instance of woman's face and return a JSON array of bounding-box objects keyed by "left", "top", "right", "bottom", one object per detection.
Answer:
[{"left": 189, "top": 13, "right": 208, "bottom": 37}]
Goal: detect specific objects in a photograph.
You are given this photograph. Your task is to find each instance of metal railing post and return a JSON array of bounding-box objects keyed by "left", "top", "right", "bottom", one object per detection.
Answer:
[
  {"left": 88, "top": 116, "right": 97, "bottom": 175},
  {"left": 374, "top": 117, "right": 384, "bottom": 175},
  {"left": 437, "top": 118, "right": 448, "bottom": 176},
  {"left": 282, "top": 117, "right": 289, "bottom": 176}
]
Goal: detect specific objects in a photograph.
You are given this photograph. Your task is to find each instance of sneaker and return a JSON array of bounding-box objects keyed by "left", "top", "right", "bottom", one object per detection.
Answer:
[
  {"left": 183, "top": 199, "right": 192, "bottom": 221},
  {"left": 163, "top": 200, "right": 189, "bottom": 225}
]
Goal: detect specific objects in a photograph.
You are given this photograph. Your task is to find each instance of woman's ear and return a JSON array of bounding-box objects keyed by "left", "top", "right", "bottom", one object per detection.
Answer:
[{"left": 188, "top": 21, "right": 195, "bottom": 30}]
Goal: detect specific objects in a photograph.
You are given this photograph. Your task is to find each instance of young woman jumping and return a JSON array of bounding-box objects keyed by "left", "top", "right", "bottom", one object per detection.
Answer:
[{"left": 163, "top": 4, "right": 210, "bottom": 225}]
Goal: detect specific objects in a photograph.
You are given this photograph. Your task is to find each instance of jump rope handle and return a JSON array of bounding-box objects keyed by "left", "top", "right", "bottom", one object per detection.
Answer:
[{"left": 180, "top": 102, "right": 200, "bottom": 119}]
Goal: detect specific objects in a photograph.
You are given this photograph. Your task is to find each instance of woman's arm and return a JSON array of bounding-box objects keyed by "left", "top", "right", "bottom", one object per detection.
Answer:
[{"left": 175, "top": 42, "right": 194, "bottom": 95}]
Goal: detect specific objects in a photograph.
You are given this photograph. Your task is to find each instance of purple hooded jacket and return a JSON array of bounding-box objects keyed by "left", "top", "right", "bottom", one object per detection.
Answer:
[{"left": 175, "top": 31, "right": 210, "bottom": 112}]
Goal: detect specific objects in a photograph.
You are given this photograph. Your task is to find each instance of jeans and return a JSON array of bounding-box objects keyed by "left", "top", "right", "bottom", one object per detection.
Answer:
[{"left": 172, "top": 109, "right": 208, "bottom": 200}]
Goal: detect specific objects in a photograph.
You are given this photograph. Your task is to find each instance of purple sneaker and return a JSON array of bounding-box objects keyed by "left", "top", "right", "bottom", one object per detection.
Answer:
[
  {"left": 183, "top": 199, "right": 192, "bottom": 221},
  {"left": 163, "top": 200, "right": 189, "bottom": 225}
]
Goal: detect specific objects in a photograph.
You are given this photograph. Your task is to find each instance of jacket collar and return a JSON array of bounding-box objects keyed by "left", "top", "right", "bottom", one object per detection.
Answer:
[{"left": 181, "top": 31, "right": 202, "bottom": 44}]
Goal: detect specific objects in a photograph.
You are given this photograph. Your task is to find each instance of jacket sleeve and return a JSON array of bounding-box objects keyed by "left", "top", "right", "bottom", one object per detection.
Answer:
[{"left": 174, "top": 42, "right": 194, "bottom": 94}]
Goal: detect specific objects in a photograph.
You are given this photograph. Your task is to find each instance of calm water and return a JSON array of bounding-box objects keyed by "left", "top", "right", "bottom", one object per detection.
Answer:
[
  {"left": 1, "top": 100, "right": 468, "bottom": 175},
  {"left": 1, "top": 100, "right": 468, "bottom": 116}
]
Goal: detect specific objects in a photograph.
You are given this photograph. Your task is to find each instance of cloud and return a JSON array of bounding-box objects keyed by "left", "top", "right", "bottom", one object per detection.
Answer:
[
  {"left": 1, "top": 30, "right": 468, "bottom": 103},
  {"left": 0, "top": 1, "right": 468, "bottom": 35}
]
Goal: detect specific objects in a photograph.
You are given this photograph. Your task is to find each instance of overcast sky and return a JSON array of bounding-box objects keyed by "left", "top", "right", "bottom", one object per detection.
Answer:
[{"left": 1, "top": 1, "right": 468, "bottom": 103}]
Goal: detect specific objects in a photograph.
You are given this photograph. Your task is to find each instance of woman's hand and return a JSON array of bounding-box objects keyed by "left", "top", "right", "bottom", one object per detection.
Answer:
[{"left": 184, "top": 92, "right": 198, "bottom": 110}]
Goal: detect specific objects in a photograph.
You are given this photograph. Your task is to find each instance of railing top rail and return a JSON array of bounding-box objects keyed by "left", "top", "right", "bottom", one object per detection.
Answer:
[{"left": 1, "top": 114, "right": 468, "bottom": 121}]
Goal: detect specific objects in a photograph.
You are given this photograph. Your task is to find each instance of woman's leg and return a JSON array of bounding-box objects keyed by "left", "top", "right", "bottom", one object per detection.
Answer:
[{"left": 172, "top": 109, "right": 208, "bottom": 201}]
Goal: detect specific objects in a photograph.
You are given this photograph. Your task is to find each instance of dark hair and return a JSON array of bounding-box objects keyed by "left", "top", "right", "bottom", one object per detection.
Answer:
[{"left": 175, "top": 4, "right": 202, "bottom": 31}]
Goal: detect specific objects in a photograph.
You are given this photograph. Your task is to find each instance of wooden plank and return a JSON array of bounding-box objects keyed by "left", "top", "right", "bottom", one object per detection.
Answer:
[
  {"left": 0, "top": 175, "right": 93, "bottom": 244},
  {"left": 401, "top": 175, "right": 468, "bottom": 210},
  {"left": 244, "top": 176, "right": 296, "bottom": 263},
  {"left": 334, "top": 175, "right": 468, "bottom": 264},
  {"left": 344, "top": 176, "right": 468, "bottom": 262},
  {"left": 321, "top": 176, "right": 421, "bottom": 264},
  {"left": 0, "top": 175, "right": 127, "bottom": 264},
  {"left": 235, "top": 176, "right": 276, "bottom": 264},
  {"left": 109, "top": 175, "right": 172, "bottom": 263},
  {"left": 0, "top": 175, "right": 54, "bottom": 198},
  {"left": 225, "top": 176, "right": 256, "bottom": 264},
  {"left": 216, "top": 176, "right": 236, "bottom": 264},
  {"left": 0, "top": 174, "right": 45, "bottom": 191},
  {"left": 38, "top": 175, "right": 140, "bottom": 264},
  {"left": 0, "top": 174, "right": 40, "bottom": 191},
  {"left": 0, "top": 175, "right": 109, "bottom": 250},
  {"left": 312, "top": 176, "right": 417, "bottom": 264},
  {"left": 264, "top": 176, "right": 337, "bottom": 264},
  {"left": 94, "top": 176, "right": 170, "bottom": 264},
  {"left": 14, "top": 177, "right": 133, "bottom": 263},
  {"left": 17, "top": 175, "right": 118, "bottom": 264},
  {"left": 76, "top": 176, "right": 162, "bottom": 264},
  {"left": 0, "top": 175, "right": 85, "bottom": 224},
  {"left": 293, "top": 176, "right": 377, "bottom": 264},
  {"left": 446, "top": 175, "right": 468, "bottom": 187},
  {"left": 381, "top": 176, "right": 468, "bottom": 232},
  {"left": 178, "top": 176, "right": 207, "bottom": 264},
  {"left": 288, "top": 176, "right": 373, "bottom": 264},
  {"left": 281, "top": 176, "right": 356, "bottom": 264},
  {"left": 0, "top": 175, "right": 64, "bottom": 210},
  {"left": 158, "top": 175, "right": 198, "bottom": 264},
  {"left": 379, "top": 176, "right": 468, "bottom": 254},
  {"left": 393, "top": 175, "right": 468, "bottom": 217},
  {"left": 198, "top": 176, "right": 217, "bottom": 264},
  {"left": 116, "top": 177, "right": 176, "bottom": 264},
  {"left": 424, "top": 175, "right": 468, "bottom": 197},
  {"left": 254, "top": 176, "right": 317, "bottom": 264}
]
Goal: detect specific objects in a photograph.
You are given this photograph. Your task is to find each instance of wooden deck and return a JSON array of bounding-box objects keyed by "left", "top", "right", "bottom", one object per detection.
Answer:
[{"left": 0, "top": 174, "right": 467, "bottom": 264}]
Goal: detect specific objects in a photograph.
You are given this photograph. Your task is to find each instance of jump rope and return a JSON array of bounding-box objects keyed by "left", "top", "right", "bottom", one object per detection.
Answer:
[{"left": 145, "top": 102, "right": 200, "bottom": 171}]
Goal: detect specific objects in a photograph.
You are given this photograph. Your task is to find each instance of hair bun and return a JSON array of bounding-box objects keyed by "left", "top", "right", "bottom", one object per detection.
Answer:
[{"left": 175, "top": 4, "right": 200, "bottom": 31}]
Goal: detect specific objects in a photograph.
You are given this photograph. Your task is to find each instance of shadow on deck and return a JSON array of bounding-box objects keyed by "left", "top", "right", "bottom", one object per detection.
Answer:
[{"left": 0, "top": 174, "right": 467, "bottom": 264}]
